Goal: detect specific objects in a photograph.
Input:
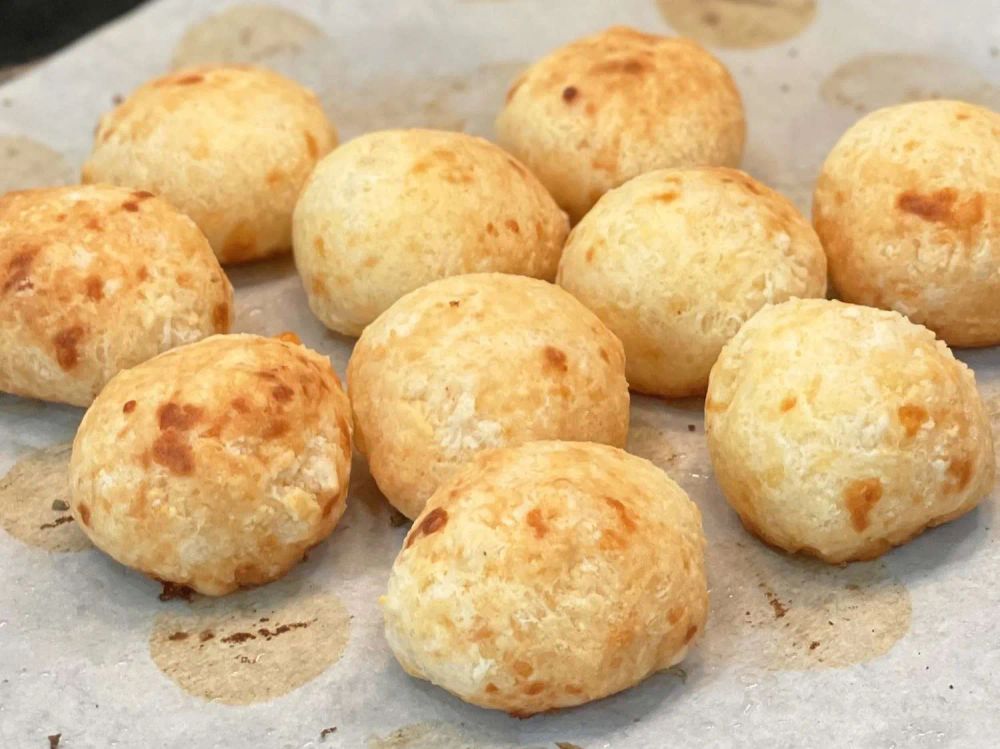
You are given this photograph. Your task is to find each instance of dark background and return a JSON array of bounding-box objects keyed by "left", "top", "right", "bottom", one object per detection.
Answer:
[{"left": 0, "top": 0, "right": 148, "bottom": 66}]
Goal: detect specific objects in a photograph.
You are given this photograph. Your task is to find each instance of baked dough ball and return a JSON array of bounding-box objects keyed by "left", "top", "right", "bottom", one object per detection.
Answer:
[
  {"left": 82, "top": 65, "right": 337, "bottom": 264},
  {"left": 382, "top": 441, "right": 707, "bottom": 716},
  {"left": 558, "top": 167, "right": 826, "bottom": 397},
  {"left": 813, "top": 100, "right": 1000, "bottom": 347},
  {"left": 348, "top": 273, "right": 629, "bottom": 519},
  {"left": 70, "top": 334, "right": 352, "bottom": 595},
  {"left": 293, "top": 129, "right": 569, "bottom": 336},
  {"left": 706, "top": 299, "right": 995, "bottom": 563},
  {"left": 496, "top": 26, "right": 745, "bottom": 223},
  {"left": 0, "top": 184, "right": 232, "bottom": 407}
]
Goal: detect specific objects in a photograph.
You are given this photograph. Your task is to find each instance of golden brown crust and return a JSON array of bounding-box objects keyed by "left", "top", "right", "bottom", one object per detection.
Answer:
[
  {"left": 558, "top": 167, "right": 826, "bottom": 397},
  {"left": 82, "top": 65, "right": 337, "bottom": 264},
  {"left": 382, "top": 441, "right": 707, "bottom": 715},
  {"left": 0, "top": 184, "right": 232, "bottom": 406},
  {"left": 496, "top": 26, "right": 745, "bottom": 223},
  {"left": 293, "top": 129, "right": 569, "bottom": 336},
  {"left": 347, "top": 273, "right": 630, "bottom": 519},
  {"left": 69, "top": 334, "right": 352, "bottom": 595},
  {"left": 813, "top": 100, "right": 1000, "bottom": 347},
  {"left": 706, "top": 299, "right": 996, "bottom": 564}
]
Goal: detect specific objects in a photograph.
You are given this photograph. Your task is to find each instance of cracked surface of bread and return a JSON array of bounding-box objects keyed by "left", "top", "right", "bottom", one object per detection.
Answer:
[
  {"left": 0, "top": 184, "right": 232, "bottom": 406},
  {"left": 82, "top": 65, "right": 337, "bottom": 264},
  {"left": 496, "top": 26, "right": 745, "bottom": 223},
  {"left": 813, "top": 100, "right": 1000, "bottom": 347},
  {"left": 293, "top": 128, "right": 569, "bottom": 337},
  {"left": 558, "top": 167, "right": 826, "bottom": 397},
  {"left": 70, "top": 334, "right": 352, "bottom": 596},
  {"left": 382, "top": 441, "right": 707, "bottom": 716},
  {"left": 348, "top": 273, "right": 629, "bottom": 519},
  {"left": 706, "top": 299, "right": 995, "bottom": 563}
]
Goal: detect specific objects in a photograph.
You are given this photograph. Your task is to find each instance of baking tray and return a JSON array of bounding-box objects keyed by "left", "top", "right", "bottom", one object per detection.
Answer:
[{"left": 1, "top": 1, "right": 999, "bottom": 746}]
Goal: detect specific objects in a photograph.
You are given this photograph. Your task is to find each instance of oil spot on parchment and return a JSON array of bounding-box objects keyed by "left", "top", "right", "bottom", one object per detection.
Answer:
[
  {"left": 150, "top": 583, "right": 349, "bottom": 705},
  {"left": 0, "top": 443, "right": 91, "bottom": 553},
  {"left": 700, "top": 541, "right": 911, "bottom": 670},
  {"left": 172, "top": 4, "right": 325, "bottom": 69},
  {"left": 325, "top": 61, "right": 528, "bottom": 140},
  {"left": 820, "top": 54, "right": 1000, "bottom": 114},
  {"left": 627, "top": 421, "right": 683, "bottom": 470},
  {"left": 368, "top": 722, "right": 511, "bottom": 749},
  {"left": 0, "top": 136, "right": 73, "bottom": 193},
  {"left": 627, "top": 401, "right": 712, "bottom": 490},
  {"left": 656, "top": 0, "right": 816, "bottom": 49}
]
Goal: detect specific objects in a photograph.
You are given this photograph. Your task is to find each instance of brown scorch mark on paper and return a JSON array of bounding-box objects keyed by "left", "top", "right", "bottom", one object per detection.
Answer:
[
  {"left": 39, "top": 515, "right": 74, "bottom": 530},
  {"left": 149, "top": 584, "right": 349, "bottom": 705},
  {"left": 159, "top": 581, "right": 195, "bottom": 602}
]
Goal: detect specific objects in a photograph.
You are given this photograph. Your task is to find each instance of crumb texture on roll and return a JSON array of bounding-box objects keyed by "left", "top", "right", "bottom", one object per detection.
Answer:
[
  {"left": 706, "top": 299, "right": 995, "bottom": 563},
  {"left": 558, "top": 167, "right": 826, "bottom": 397},
  {"left": 347, "top": 273, "right": 629, "bottom": 519},
  {"left": 813, "top": 100, "right": 1000, "bottom": 347},
  {"left": 496, "top": 26, "right": 745, "bottom": 223},
  {"left": 82, "top": 65, "right": 337, "bottom": 264},
  {"left": 0, "top": 184, "right": 232, "bottom": 406},
  {"left": 293, "top": 129, "right": 569, "bottom": 336},
  {"left": 382, "top": 441, "right": 707, "bottom": 716},
  {"left": 69, "top": 334, "right": 352, "bottom": 595}
]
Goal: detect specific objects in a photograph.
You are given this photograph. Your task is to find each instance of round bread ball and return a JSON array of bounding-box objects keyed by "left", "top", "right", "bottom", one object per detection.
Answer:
[
  {"left": 0, "top": 184, "right": 232, "bottom": 407},
  {"left": 348, "top": 273, "right": 629, "bottom": 519},
  {"left": 813, "top": 100, "right": 1000, "bottom": 347},
  {"left": 82, "top": 65, "right": 337, "bottom": 264},
  {"left": 496, "top": 26, "right": 745, "bottom": 223},
  {"left": 382, "top": 440, "right": 707, "bottom": 716},
  {"left": 706, "top": 298, "right": 995, "bottom": 563},
  {"left": 70, "top": 334, "right": 352, "bottom": 595},
  {"left": 558, "top": 167, "right": 827, "bottom": 398},
  {"left": 293, "top": 129, "right": 569, "bottom": 336}
]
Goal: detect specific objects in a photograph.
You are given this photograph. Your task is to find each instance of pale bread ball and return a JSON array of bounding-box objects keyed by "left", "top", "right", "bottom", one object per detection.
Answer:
[
  {"left": 813, "top": 100, "right": 1000, "bottom": 347},
  {"left": 293, "top": 129, "right": 569, "bottom": 336},
  {"left": 382, "top": 441, "right": 707, "bottom": 716},
  {"left": 348, "top": 273, "right": 629, "bottom": 519},
  {"left": 558, "top": 167, "right": 826, "bottom": 397},
  {"left": 70, "top": 334, "right": 352, "bottom": 596},
  {"left": 706, "top": 299, "right": 995, "bottom": 563},
  {"left": 0, "top": 185, "right": 232, "bottom": 407},
  {"left": 82, "top": 65, "right": 337, "bottom": 264},
  {"left": 496, "top": 26, "right": 745, "bottom": 223}
]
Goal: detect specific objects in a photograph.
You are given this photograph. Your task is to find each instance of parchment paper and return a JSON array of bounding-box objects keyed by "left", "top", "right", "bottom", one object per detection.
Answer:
[{"left": 1, "top": 1, "right": 999, "bottom": 747}]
